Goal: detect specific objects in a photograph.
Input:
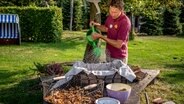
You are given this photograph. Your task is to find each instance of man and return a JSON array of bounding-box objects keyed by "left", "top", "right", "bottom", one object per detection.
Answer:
[{"left": 90, "top": 0, "right": 131, "bottom": 64}]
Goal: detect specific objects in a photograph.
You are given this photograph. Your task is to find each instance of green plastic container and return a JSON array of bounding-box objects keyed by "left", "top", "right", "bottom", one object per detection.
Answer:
[{"left": 86, "top": 26, "right": 101, "bottom": 57}]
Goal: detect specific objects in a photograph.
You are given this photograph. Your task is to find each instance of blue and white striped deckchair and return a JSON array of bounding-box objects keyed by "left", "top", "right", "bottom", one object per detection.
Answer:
[{"left": 0, "top": 14, "right": 21, "bottom": 44}]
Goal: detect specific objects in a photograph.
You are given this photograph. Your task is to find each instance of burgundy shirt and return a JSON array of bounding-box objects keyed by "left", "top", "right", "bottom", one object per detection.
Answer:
[{"left": 105, "top": 13, "right": 131, "bottom": 59}]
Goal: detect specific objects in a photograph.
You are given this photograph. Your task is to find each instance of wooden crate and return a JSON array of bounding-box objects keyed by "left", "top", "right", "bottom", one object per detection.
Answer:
[{"left": 41, "top": 72, "right": 105, "bottom": 104}]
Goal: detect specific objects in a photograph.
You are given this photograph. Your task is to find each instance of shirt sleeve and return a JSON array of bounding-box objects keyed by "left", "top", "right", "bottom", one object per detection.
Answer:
[{"left": 117, "top": 19, "right": 131, "bottom": 41}]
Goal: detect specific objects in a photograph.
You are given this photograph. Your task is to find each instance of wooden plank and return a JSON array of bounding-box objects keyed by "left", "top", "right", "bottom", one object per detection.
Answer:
[{"left": 125, "top": 69, "right": 160, "bottom": 104}]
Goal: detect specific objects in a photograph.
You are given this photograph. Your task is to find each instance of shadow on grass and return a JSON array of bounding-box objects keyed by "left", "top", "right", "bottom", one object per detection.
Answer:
[
  {"left": 164, "top": 63, "right": 184, "bottom": 70},
  {"left": 160, "top": 70, "right": 184, "bottom": 84},
  {"left": 0, "top": 70, "right": 19, "bottom": 85},
  {"left": 0, "top": 77, "right": 42, "bottom": 104},
  {"left": 164, "top": 56, "right": 184, "bottom": 70},
  {"left": 59, "top": 37, "right": 86, "bottom": 50},
  {"left": 0, "top": 69, "right": 30, "bottom": 85},
  {"left": 23, "top": 36, "right": 86, "bottom": 51},
  {"left": 160, "top": 63, "right": 184, "bottom": 84}
]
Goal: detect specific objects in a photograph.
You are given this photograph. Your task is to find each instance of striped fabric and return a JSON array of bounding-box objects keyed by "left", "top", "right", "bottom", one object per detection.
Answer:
[
  {"left": 0, "top": 14, "right": 19, "bottom": 23},
  {"left": 0, "top": 23, "right": 19, "bottom": 39},
  {"left": 0, "top": 14, "right": 19, "bottom": 39}
]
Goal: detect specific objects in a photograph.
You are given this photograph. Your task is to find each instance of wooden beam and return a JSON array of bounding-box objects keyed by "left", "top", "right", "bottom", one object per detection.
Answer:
[{"left": 125, "top": 69, "right": 160, "bottom": 104}]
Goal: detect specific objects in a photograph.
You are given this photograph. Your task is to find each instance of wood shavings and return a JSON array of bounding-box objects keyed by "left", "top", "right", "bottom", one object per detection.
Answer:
[{"left": 44, "top": 87, "right": 96, "bottom": 104}]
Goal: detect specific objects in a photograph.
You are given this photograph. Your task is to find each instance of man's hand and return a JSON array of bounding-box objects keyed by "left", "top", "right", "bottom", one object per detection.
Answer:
[
  {"left": 90, "top": 21, "right": 108, "bottom": 32},
  {"left": 90, "top": 21, "right": 101, "bottom": 27},
  {"left": 91, "top": 33, "right": 102, "bottom": 40}
]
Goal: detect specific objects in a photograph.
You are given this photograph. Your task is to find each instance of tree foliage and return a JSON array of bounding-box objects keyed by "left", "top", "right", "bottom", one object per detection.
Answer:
[
  {"left": 0, "top": 0, "right": 58, "bottom": 6},
  {"left": 1, "top": 0, "right": 183, "bottom": 33},
  {"left": 73, "top": 0, "right": 83, "bottom": 30},
  {"left": 61, "top": 0, "right": 70, "bottom": 30},
  {"left": 124, "top": 0, "right": 182, "bottom": 18},
  {"left": 180, "top": 1, "right": 184, "bottom": 23},
  {"left": 140, "top": 16, "right": 163, "bottom": 35},
  {"left": 163, "top": 7, "right": 182, "bottom": 35}
]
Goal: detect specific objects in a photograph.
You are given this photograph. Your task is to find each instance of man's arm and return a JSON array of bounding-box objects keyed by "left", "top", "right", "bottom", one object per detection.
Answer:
[
  {"left": 96, "top": 25, "right": 108, "bottom": 32},
  {"left": 92, "top": 33, "right": 125, "bottom": 49},
  {"left": 100, "top": 35, "right": 125, "bottom": 49},
  {"left": 90, "top": 21, "right": 108, "bottom": 32}
]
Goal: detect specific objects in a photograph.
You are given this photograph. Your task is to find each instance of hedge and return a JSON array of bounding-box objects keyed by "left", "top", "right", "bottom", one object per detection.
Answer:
[{"left": 0, "top": 7, "right": 62, "bottom": 42}]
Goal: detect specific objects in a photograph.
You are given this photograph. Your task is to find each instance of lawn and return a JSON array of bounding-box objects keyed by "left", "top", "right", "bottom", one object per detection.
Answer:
[{"left": 0, "top": 31, "right": 184, "bottom": 104}]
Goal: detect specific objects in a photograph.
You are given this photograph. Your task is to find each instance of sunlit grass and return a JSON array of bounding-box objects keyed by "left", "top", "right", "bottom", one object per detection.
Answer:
[{"left": 0, "top": 32, "right": 184, "bottom": 104}]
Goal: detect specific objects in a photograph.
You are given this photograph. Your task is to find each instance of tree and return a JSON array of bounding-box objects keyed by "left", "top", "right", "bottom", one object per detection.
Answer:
[
  {"left": 137, "top": 0, "right": 164, "bottom": 35},
  {"left": 62, "top": 0, "right": 70, "bottom": 30},
  {"left": 124, "top": 0, "right": 150, "bottom": 40},
  {"left": 156, "top": 0, "right": 183, "bottom": 36},
  {"left": 181, "top": 5, "right": 184, "bottom": 23},
  {"left": 180, "top": 1, "right": 184, "bottom": 35},
  {"left": 70, "top": 0, "right": 74, "bottom": 31},
  {"left": 163, "top": 7, "right": 182, "bottom": 35},
  {"left": 140, "top": 16, "right": 163, "bottom": 35},
  {"left": 124, "top": 0, "right": 182, "bottom": 37},
  {"left": 73, "top": 0, "right": 83, "bottom": 30}
]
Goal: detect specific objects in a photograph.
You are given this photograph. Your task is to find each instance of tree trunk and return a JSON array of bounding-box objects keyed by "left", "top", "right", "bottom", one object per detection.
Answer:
[
  {"left": 83, "top": 3, "right": 101, "bottom": 63},
  {"left": 129, "top": 12, "right": 135, "bottom": 40},
  {"left": 70, "top": 0, "right": 74, "bottom": 31}
]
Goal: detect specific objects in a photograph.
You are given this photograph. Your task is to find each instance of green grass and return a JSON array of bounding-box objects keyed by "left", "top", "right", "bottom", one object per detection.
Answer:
[
  {"left": 129, "top": 36, "right": 184, "bottom": 103},
  {"left": 0, "top": 31, "right": 184, "bottom": 104}
]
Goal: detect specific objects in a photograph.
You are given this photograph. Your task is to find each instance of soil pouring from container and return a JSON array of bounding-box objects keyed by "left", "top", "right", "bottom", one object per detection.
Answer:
[{"left": 106, "top": 83, "right": 131, "bottom": 104}]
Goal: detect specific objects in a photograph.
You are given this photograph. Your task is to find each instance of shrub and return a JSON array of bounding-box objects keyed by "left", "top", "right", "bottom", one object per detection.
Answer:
[
  {"left": 0, "top": 7, "right": 62, "bottom": 42},
  {"left": 0, "top": 0, "right": 15, "bottom": 6}
]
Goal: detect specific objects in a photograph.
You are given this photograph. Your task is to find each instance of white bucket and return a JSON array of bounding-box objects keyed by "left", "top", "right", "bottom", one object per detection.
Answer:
[
  {"left": 106, "top": 83, "right": 131, "bottom": 104},
  {"left": 95, "top": 97, "right": 120, "bottom": 104}
]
